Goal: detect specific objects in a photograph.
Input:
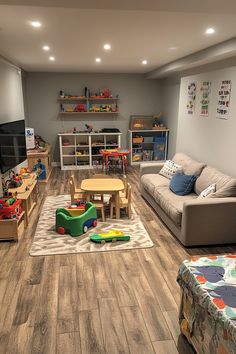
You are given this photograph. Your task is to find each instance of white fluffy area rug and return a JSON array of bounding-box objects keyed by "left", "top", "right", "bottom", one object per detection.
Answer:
[{"left": 30, "top": 195, "right": 154, "bottom": 256}]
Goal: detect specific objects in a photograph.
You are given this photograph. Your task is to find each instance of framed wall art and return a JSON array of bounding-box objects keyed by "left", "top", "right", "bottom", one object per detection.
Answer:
[
  {"left": 216, "top": 80, "right": 231, "bottom": 120},
  {"left": 186, "top": 82, "right": 196, "bottom": 115},
  {"left": 200, "top": 81, "right": 211, "bottom": 117}
]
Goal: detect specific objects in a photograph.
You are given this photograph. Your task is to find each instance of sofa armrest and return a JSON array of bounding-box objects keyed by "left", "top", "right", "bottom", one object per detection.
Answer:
[
  {"left": 140, "top": 162, "right": 164, "bottom": 177},
  {"left": 181, "top": 197, "right": 236, "bottom": 246}
]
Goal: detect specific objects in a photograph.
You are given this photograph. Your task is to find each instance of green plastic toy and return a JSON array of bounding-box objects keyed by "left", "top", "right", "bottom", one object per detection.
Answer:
[
  {"left": 90, "top": 229, "right": 130, "bottom": 243},
  {"left": 56, "top": 202, "right": 97, "bottom": 237}
]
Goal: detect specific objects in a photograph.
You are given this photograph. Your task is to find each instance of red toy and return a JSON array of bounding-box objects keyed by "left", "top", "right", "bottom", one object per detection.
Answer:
[
  {"left": 74, "top": 104, "right": 86, "bottom": 112},
  {"left": 101, "top": 88, "right": 112, "bottom": 98},
  {"left": 0, "top": 197, "right": 22, "bottom": 220}
]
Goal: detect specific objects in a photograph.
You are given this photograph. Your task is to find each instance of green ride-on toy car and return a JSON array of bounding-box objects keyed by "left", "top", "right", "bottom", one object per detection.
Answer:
[{"left": 56, "top": 202, "right": 97, "bottom": 237}]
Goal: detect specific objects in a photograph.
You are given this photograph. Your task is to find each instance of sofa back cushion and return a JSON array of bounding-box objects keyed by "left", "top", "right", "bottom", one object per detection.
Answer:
[
  {"left": 172, "top": 153, "right": 205, "bottom": 177},
  {"left": 195, "top": 165, "right": 235, "bottom": 195},
  {"left": 209, "top": 179, "right": 236, "bottom": 198}
]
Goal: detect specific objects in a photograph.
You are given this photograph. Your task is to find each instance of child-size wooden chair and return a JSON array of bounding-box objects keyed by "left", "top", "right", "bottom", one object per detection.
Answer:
[
  {"left": 69, "top": 175, "right": 86, "bottom": 203},
  {"left": 90, "top": 173, "right": 111, "bottom": 202},
  {"left": 110, "top": 182, "right": 131, "bottom": 219},
  {"left": 119, "top": 175, "right": 127, "bottom": 198},
  {"left": 92, "top": 200, "right": 106, "bottom": 222}
]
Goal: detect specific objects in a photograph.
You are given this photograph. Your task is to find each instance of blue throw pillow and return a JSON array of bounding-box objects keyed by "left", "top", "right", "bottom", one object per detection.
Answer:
[{"left": 170, "top": 171, "right": 197, "bottom": 196}]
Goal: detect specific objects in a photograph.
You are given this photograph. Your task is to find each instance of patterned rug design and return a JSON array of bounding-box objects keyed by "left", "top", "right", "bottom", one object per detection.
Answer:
[{"left": 30, "top": 195, "right": 154, "bottom": 256}]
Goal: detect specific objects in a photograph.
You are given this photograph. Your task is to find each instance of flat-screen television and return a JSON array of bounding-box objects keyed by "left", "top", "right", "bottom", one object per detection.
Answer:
[{"left": 0, "top": 119, "right": 27, "bottom": 174}]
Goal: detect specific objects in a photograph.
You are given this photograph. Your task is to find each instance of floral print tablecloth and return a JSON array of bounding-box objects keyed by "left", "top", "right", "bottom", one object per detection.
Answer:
[{"left": 177, "top": 255, "right": 236, "bottom": 354}]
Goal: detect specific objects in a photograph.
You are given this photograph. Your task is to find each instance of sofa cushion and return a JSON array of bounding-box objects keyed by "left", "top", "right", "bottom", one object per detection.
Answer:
[
  {"left": 140, "top": 173, "right": 169, "bottom": 196},
  {"left": 172, "top": 153, "right": 205, "bottom": 177},
  {"left": 170, "top": 172, "right": 197, "bottom": 196},
  {"left": 209, "top": 179, "right": 236, "bottom": 198},
  {"left": 153, "top": 186, "right": 198, "bottom": 226},
  {"left": 195, "top": 166, "right": 234, "bottom": 195},
  {"left": 159, "top": 160, "right": 182, "bottom": 179}
]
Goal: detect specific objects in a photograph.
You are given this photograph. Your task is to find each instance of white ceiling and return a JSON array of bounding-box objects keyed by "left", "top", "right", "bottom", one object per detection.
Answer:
[{"left": 0, "top": 2, "right": 236, "bottom": 73}]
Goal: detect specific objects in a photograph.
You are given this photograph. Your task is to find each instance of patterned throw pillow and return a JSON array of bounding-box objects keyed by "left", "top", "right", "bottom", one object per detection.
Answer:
[
  {"left": 159, "top": 160, "right": 182, "bottom": 180},
  {"left": 198, "top": 183, "right": 216, "bottom": 198}
]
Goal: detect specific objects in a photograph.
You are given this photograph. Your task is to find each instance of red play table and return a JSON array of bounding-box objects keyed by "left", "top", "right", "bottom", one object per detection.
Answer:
[{"left": 100, "top": 148, "right": 130, "bottom": 174}]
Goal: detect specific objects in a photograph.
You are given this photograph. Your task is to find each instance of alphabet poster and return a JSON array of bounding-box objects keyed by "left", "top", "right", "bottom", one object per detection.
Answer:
[
  {"left": 216, "top": 80, "right": 231, "bottom": 119},
  {"left": 200, "top": 81, "right": 211, "bottom": 116},
  {"left": 186, "top": 82, "right": 196, "bottom": 114}
]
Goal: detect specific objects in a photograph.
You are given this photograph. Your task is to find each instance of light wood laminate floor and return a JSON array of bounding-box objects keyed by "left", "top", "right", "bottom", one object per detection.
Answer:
[{"left": 1, "top": 167, "right": 235, "bottom": 354}]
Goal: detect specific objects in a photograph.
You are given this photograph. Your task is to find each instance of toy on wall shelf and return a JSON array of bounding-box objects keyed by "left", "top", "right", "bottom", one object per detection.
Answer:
[
  {"left": 85, "top": 124, "right": 93, "bottom": 133},
  {"left": 101, "top": 88, "right": 112, "bottom": 98},
  {"left": 56, "top": 201, "right": 97, "bottom": 236},
  {"left": 90, "top": 230, "right": 130, "bottom": 243},
  {"left": 33, "top": 159, "right": 46, "bottom": 180},
  {"left": 74, "top": 104, "right": 86, "bottom": 112}
]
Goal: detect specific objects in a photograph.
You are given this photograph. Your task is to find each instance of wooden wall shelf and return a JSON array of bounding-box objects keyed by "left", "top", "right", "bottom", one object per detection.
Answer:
[
  {"left": 59, "top": 92, "right": 119, "bottom": 115},
  {"left": 59, "top": 112, "right": 119, "bottom": 115},
  {"left": 59, "top": 97, "right": 119, "bottom": 101}
]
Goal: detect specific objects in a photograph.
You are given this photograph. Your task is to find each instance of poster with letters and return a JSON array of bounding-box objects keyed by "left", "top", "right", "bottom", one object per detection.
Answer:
[
  {"left": 186, "top": 82, "right": 196, "bottom": 115},
  {"left": 200, "top": 81, "right": 211, "bottom": 116},
  {"left": 216, "top": 80, "right": 231, "bottom": 120}
]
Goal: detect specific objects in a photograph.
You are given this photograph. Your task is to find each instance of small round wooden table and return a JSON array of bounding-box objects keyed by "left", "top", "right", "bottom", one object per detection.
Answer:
[{"left": 81, "top": 178, "right": 125, "bottom": 219}]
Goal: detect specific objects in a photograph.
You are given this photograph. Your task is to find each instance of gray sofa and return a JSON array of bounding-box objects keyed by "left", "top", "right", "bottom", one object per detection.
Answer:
[{"left": 140, "top": 153, "right": 236, "bottom": 246}]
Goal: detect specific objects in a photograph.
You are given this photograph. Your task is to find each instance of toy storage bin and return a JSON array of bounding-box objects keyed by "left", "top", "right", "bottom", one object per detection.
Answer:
[
  {"left": 153, "top": 136, "right": 166, "bottom": 144},
  {"left": 132, "top": 153, "right": 142, "bottom": 162},
  {"left": 142, "top": 150, "right": 153, "bottom": 161},
  {"left": 143, "top": 137, "right": 153, "bottom": 143},
  {"left": 132, "top": 136, "right": 144, "bottom": 143},
  {"left": 153, "top": 151, "right": 165, "bottom": 160}
]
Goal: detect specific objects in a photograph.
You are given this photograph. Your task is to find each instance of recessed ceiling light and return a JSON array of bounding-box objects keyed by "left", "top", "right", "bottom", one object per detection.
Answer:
[
  {"left": 142, "top": 60, "right": 148, "bottom": 65},
  {"left": 168, "top": 47, "right": 177, "bottom": 50},
  {"left": 31, "top": 21, "right": 42, "bottom": 28},
  {"left": 205, "top": 27, "right": 215, "bottom": 34},
  {"left": 95, "top": 58, "right": 101, "bottom": 63},
  {"left": 43, "top": 45, "right": 50, "bottom": 51},
  {"left": 49, "top": 56, "right": 55, "bottom": 61},
  {"left": 104, "top": 44, "right": 111, "bottom": 50}
]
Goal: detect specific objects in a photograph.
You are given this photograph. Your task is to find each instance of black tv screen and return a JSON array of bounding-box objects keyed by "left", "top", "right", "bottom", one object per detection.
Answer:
[{"left": 0, "top": 119, "right": 27, "bottom": 174}]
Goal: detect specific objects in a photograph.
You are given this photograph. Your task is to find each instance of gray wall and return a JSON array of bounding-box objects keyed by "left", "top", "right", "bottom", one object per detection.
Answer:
[
  {"left": 160, "top": 77, "right": 180, "bottom": 158},
  {"left": 0, "top": 57, "right": 26, "bottom": 195},
  {"left": 160, "top": 57, "right": 236, "bottom": 169},
  {"left": 0, "top": 57, "right": 25, "bottom": 124},
  {"left": 25, "top": 73, "right": 161, "bottom": 162},
  {"left": 176, "top": 65, "right": 236, "bottom": 177}
]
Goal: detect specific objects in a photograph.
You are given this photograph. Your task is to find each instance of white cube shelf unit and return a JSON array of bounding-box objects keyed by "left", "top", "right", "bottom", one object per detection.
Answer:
[
  {"left": 58, "top": 132, "right": 122, "bottom": 170},
  {"left": 129, "top": 129, "right": 169, "bottom": 165}
]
